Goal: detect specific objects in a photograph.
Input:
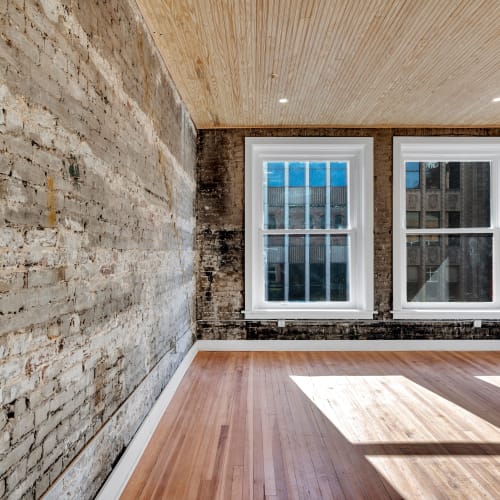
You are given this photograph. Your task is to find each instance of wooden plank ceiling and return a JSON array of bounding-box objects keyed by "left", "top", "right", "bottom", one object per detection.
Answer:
[{"left": 136, "top": 0, "right": 500, "bottom": 128}]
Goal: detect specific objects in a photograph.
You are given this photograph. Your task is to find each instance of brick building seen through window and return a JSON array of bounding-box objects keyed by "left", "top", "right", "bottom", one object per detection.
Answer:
[{"left": 405, "top": 161, "right": 491, "bottom": 302}]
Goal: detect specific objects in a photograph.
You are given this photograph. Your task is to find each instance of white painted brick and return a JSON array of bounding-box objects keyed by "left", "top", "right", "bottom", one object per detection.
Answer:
[
  {"left": 0, "top": 228, "right": 24, "bottom": 248},
  {"left": 27, "top": 445, "right": 43, "bottom": 471},
  {"left": 24, "top": 229, "right": 58, "bottom": 247},
  {"left": 0, "top": 410, "right": 7, "bottom": 431},
  {"left": 4, "top": 376, "right": 38, "bottom": 407},
  {"left": 0, "top": 269, "right": 25, "bottom": 293},
  {"left": 27, "top": 268, "right": 64, "bottom": 287},
  {"left": 0, "top": 434, "right": 34, "bottom": 474},
  {"left": 7, "top": 468, "right": 38, "bottom": 500},
  {"left": 0, "top": 288, "right": 39, "bottom": 314},
  {"left": 0, "top": 357, "right": 24, "bottom": 380},
  {"left": 42, "top": 429, "right": 57, "bottom": 457},
  {"left": 59, "top": 363, "right": 83, "bottom": 386},
  {"left": 0, "top": 431, "right": 10, "bottom": 454},
  {"left": 48, "top": 457, "right": 63, "bottom": 483},
  {"left": 34, "top": 401, "right": 50, "bottom": 427},
  {"left": 1, "top": 0, "right": 196, "bottom": 498},
  {"left": 35, "top": 473, "right": 50, "bottom": 498},
  {"left": 12, "top": 412, "right": 35, "bottom": 442},
  {"left": 6, "top": 457, "right": 28, "bottom": 493}
]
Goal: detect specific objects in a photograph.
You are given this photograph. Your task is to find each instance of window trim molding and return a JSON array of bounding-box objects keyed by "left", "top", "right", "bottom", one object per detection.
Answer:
[
  {"left": 393, "top": 136, "right": 500, "bottom": 320},
  {"left": 245, "top": 137, "right": 374, "bottom": 320}
]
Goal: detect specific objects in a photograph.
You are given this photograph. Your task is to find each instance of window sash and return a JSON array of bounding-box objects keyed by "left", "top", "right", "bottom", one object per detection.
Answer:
[
  {"left": 264, "top": 234, "right": 350, "bottom": 304},
  {"left": 263, "top": 160, "right": 350, "bottom": 304},
  {"left": 264, "top": 160, "right": 348, "bottom": 231},
  {"left": 262, "top": 161, "right": 352, "bottom": 306},
  {"left": 393, "top": 137, "right": 500, "bottom": 319}
]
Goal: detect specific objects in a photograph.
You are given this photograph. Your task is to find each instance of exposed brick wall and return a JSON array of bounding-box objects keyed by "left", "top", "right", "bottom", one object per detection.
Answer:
[
  {"left": 197, "top": 128, "right": 500, "bottom": 340},
  {"left": 0, "top": 1, "right": 196, "bottom": 498}
]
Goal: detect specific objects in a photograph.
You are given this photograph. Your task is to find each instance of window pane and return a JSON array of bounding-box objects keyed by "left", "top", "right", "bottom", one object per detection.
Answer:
[
  {"left": 407, "top": 235, "right": 420, "bottom": 247},
  {"left": 448, "top": 265, "right": 459, "bottom": 282},
  {"left": 447, "top": 211, "right": 460, "bottom": 228},
  {"left": 446, "top": 163, "right": 460, "bottom": 190},
  {"left": 425, "top": 162, "right": 441, "bottom": 189},
  {"left": 289, "top": 162, "right": 305, "bottom": 186},
  {"left": 406, "top": 162, "right": 420, "bottom": 189},
  {"left": 309, "top": 235, "right": 326, "bottom": 301},
  {"left": 330, "top": 162, "right": 348, "bottom": 229},
  {"left": 289, "top": 162, "right": 306, "bottom": 229},
  {"left": 289, "top": 203, "right": 305, "bottom": 229},
  {"left": 265, "top": 235, "right": 350, "bottom": 303},
  {"left": 265, "top": 162, "right": 285, "bottom": 229},
  {"left": 310, "top": 162, "right": 326, "bottom": 229},
  {"left": 444, "top": 161, "right": 489, "bottom": 227},
  {"left": 407, "top": 265, "right": 419, "bottom": 282},
  {"left": 424, "top": 235, "right": 440, "bottom": 246},
  {"left": 405, "top": 161, "right": 490, "bottom": 229},
  {"left": 289, "top": 235, "right": 305, "bottom": 301},
  {"left": 309, "top": 191, "right": 326, "bottom": 228},
  {"left": 265, "top": 235, "right": 285, "bottom": 301},
  {"left": 331, "top": 235, "right": 349, "bottom": 301},
  {"left": 310, "top": 162, "right": 326, "bottom": 187},
  {"left": 406, "top": 235, "right": 492, "bottom": 302},
  {"left": 267, "top": 162, "right": 285, "bottom": 187},
  {"left": 406, "top": 265, "right": 419, "bottom": 299},
  {"left": 425, "top": 211, "right": 440, "bottom": 228},
  {"left": 331, "top": 162, "right": 347, "bottom": 187},
  {"left": 406, "top": 211, "right": 420, "bottom": 228}
]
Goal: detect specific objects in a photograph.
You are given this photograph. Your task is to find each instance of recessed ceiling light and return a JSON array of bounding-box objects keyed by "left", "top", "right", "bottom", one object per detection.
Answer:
[
  {"left": 493, "top": 97, "right": 500, "bottom": 102},
  {"left": 279, "top": 98, "right": 288, "bottom": 104}
]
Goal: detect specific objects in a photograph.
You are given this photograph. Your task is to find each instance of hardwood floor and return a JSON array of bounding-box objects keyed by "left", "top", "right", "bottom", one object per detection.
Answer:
[{"left": 121, "top": 351, "right": 500, "bottom": 499}]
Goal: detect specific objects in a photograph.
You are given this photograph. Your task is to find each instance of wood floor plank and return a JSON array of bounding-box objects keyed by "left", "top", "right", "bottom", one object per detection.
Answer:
[{"left": 121, "top": 351, "right": 500, "bottom": 500}]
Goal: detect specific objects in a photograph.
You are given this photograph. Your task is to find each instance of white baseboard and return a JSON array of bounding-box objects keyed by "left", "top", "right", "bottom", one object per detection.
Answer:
[
  {"left": 197, "top": 339, "right": 500, "bottom": 351},
  {"left": 96, "top": 342, "right": 200, "bottom": 500},
  {"left": 97, "top": 337, "right": 499, "bottom": 498}
]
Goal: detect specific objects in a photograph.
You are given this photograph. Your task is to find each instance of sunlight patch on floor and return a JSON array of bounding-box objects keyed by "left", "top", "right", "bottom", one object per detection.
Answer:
[
  {"left": 475, "top": 375, "right": 500, "bottom": 389},
  {"left": 290, "top": 374, "right": 500, "bottom": 498},
  {"left": 366, "top": 455, "right": 500, "bottom": 499},
  {"left": 289, "top": 375, "right": 500, "bottom": 444}
]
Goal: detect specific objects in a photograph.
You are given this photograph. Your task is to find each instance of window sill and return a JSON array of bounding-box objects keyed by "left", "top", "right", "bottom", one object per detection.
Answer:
[
  {"left": 244, "top": 309, "right": 375, "bottom": 320},
  {"left": 392, "top": 309, "right": 500, "bottom": 320}
]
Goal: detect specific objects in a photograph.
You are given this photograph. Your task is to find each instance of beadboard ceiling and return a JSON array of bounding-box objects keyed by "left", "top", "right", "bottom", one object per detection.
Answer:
[{"left": 136, "top": 0, "right": 500, "bottom": 129}]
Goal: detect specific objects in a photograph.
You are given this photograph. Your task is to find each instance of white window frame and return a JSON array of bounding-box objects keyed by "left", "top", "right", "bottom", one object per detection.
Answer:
[
  {"left": 245, "top": 137, "right": 374, "bottom": 320},
  {"left": 393, "top": 136, "right": 500, "bottom": 320}
]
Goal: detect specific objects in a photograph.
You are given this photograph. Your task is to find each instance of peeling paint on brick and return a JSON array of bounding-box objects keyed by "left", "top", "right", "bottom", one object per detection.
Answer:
[{"left": 0, "top": 0, "right": 196, "bottom": 498}]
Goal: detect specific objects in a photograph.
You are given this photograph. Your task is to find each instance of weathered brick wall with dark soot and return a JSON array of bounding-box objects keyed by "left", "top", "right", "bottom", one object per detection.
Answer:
[
  {"left": 0, "top": 1, "right": 196, "bottom": 498},
  {"left": 197, "top": 128, "right": 500, "bottom": 340}
]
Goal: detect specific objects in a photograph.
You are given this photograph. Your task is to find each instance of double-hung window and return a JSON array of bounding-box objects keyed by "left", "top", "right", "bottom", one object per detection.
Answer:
[
  {"left": 393, "top": 137, "right": 500, "bottom": 319},
  {"left": 245, "top": 137, "right": 373, "bottom": 319}
]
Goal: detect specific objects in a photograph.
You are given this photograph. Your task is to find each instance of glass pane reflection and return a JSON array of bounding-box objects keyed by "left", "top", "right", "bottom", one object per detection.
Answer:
[
  {"left": 331, "top": 162, "right": 348, "bottom": 229},
  {"left": 265, "top": 235, "right": 285, "bottom": 301},
  {"left": 330, "top": 235, "right": 349, "bottom": 301},
  {"left": 310, "top": 162, "right": 326, "bottom": 229},
  {"left": 406, "top": 235, "right": 492, "bottom": 302},
  {"left": 265, "top": 235, "right": 349, "bottom": 302},
  {"left": 405, "top": 161, "right": 490, "bottom": 229},
  {"left": 265, "top": 162, "right": 285, "bottom": 229}
]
